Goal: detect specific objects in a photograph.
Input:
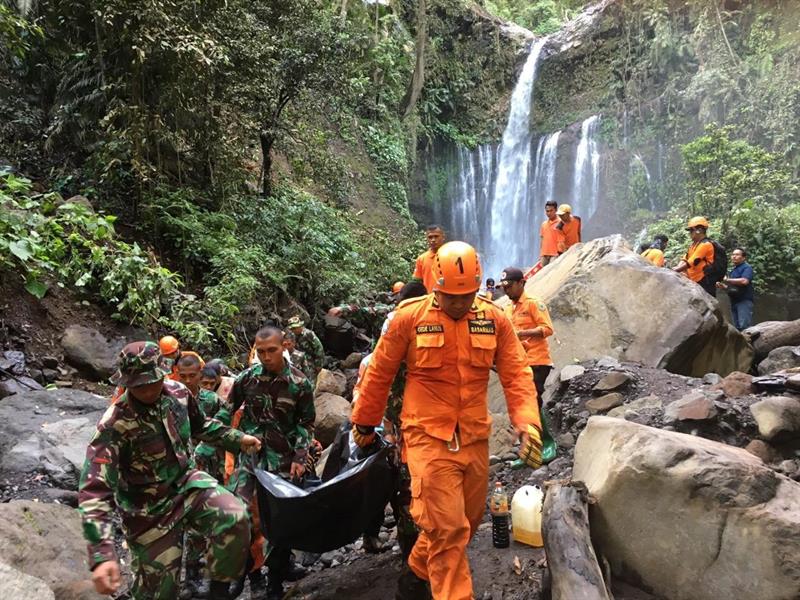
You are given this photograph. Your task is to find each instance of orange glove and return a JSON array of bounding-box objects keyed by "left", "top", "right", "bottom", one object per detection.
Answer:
[
  {"left": 351, "top": 424, "right": 376, "bottom": 448},
  {"left": 518, "top": 424, "right": 543, "bottom": 469}
]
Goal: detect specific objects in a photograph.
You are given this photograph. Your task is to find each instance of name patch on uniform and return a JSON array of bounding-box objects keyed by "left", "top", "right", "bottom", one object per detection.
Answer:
[
  {"left": 468, "top": 319, "right": 496, "bottom": 335},
  {"left": 416, "top": 324, "right": 444, "bottom": 335}
]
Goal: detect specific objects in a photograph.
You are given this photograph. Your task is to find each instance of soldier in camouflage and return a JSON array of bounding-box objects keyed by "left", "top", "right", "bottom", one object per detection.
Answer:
[
  {"left": 282, "top": 331, "right": 314, "bottom": 382},
  {"left": 224, "top": 325, "right": 315, "bottom": 600},
  {"left": 175, "top": 352, "right": 231, "bottom": 599},
  {"left": 286, "top": 316, "right": 324, "bottom": 377},
  {"left": 78, "top": 341, "right": 262, "bottom": 600}
]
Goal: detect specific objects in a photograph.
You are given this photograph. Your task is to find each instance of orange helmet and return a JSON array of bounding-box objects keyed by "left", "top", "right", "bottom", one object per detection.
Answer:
[
  {"left": 433, "top": 241, "right": 482, "bottom": 295},
  {"left": 392, "top": 281, "right": 405, "bottom": 294},
  {"left": 159, "top": 335, "right": 180, "bottom": 355},
  {"left": 686, "top": 216, "right": 710, "bottom": 230}
]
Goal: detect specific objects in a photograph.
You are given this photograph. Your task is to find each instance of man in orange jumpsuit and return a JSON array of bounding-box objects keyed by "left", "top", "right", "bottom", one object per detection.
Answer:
[
  {"left": 555, "top": 203, "right": 582, "bottom": 253},
  {"left": 540, "top": 200, "right": 564, "bottom": 266},
  {"left": 500, "top": 266, "right": 558, "bottom": 464},
  {"left": 673, "top": 216, "right": 716, "bottom": 295},
  {"left": 412, "top": 225, "right": 446, "bottom": 292},
  {"left": 352, "top": 241, "right": 543, "bottom": 600}
]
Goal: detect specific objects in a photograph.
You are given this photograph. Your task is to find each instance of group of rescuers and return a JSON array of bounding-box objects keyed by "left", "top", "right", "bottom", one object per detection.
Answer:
[
  {"left": 78, "top": 204, "right": 742, "bottom": 600},
  {"left": 79, "top": 231, "right": 554, "bottom": 600}
]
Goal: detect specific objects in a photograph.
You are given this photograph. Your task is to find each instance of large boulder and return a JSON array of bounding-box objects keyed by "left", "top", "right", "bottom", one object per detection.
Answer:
[
  {"left": 0, "top": 561, "right": 54, "bottom": 599},
  {"left": 527, "top": 236, "right": 753, "bottom": 377},
  {"left": 757, "top": 345, "right": 800, "bottom": 375},
  {"left": 744, "top": 319, "right": 800, "bottom": 361},
  {"left": 574, "top": 417, "right": 800, "bottom": 600},
  {"left": 313, "top": 393, "right": 351, "bottom": 447},
  {"left": 0, "top": 389, "right": 107, "bottom": 487},
  {"left": 60, "top": 326, "right": 125, "bottom": 381},
  {"left": 0, "top": 501, "right": 103, "bottom": 599}
]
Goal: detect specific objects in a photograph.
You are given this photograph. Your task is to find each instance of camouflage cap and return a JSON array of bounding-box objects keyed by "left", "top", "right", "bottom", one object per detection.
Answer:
[
  {"left": 110, "top": 341, "right": 167, "bottom": 387},
  {"left": 287, "top": 316, "right": 305, "bottom": 329}
]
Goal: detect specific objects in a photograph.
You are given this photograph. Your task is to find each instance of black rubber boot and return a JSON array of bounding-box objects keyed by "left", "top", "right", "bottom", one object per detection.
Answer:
[
  {"left": 284, "top": 556, "right": 308, "bottom": 582},
  {"left": 208, "top": 580, "right": 232, "bottom": 600},
  {"left": 249, "top": 569, "right": 268, "bottom": 600},
  {"left": 397, "top": 531, "right": 419, "bottom": 563},
  {"left": 395, "top": 565, "right": 432, "bottom": 600},
  {"left": 227, "top": 575, "right": 246, "bottom": 599},
  {"left": 266, "top": 580, "right": 284, "bottom": 600}
]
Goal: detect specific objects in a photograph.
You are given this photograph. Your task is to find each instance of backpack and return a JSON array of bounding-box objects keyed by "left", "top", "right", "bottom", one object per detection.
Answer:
[{"left": 702, "top": 239, "right": 728, "bottom": 285}]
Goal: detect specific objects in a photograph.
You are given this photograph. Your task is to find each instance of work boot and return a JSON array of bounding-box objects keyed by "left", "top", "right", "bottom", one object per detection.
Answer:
[
  {"left": 227, "top": 575, "right": 246, "bottom": 599},
  {"left": 395, "top": 565, "right": 432, "bottom": 600},
  {"left": 208, "top": 580, "right": 232, "bottom": 600},
  {"left": 248, "top": 569, "right": 268, "bottom": 600},
  {"left": 284, "top": 559, "right": 308, "bottom": 582},
  {"left": 181, "top": 563, "right": 210, "bottom": 599},
  {"left": 362, "top": 533, "right": 387, "bottom": 554}
]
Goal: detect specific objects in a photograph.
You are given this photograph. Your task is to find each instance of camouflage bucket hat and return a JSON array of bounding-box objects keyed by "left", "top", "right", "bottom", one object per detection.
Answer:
[
  {"left": 111, "top": 341, "right": 167, "bottom": 387},
  {"left": 287, "top": 316, "right": 305, "bottom": 328}
]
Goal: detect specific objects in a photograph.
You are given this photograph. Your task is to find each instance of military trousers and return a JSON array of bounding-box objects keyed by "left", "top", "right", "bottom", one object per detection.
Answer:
[{"left": 125, "top": 483, "right": 249, "bottom": 600}]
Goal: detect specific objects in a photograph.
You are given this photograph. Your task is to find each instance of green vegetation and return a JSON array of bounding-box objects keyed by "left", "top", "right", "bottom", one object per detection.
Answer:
[
  {"left": 485, "top": 0, "right": 585, "bottom": 34},
  {"left": 647, "top": 126, "right": 800, "bottom": 292}
]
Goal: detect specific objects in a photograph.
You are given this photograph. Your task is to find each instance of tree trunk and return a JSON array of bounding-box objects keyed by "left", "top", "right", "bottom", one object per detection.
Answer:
[
  {"left": 542, "top": 481, "right": 612, "bottom": 600},
  {"left": 339, "top": 0, "right": 348, "bottom": 25},
  {"left": 260, "top": 131, "right": 274, "bottom": 197},
  {"left": 744, "top": 319, "right": 800, "bottom": 361},
  {"left": 399, "top": 0, "right": 426, "bottom": 119}
]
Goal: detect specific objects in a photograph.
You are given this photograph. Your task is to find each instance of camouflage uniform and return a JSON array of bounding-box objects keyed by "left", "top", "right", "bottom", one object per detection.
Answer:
[
  {"left": 78, "top": 342, "right": 249, "bottom": 600},
  {"left": 185, "top": 387, "right": 230, "bottom": 572},
  {"left": 288, "top": 348, "right": 314, "bottom": 383},
  {"left": 292, "top": 324, "right": 324, "bottom": 374},
  {"left": 334, "top": 302, "right": 395, "bottom": 339},
  {"left": 223, "top": 361, "right": 315, "bottom": 590}
]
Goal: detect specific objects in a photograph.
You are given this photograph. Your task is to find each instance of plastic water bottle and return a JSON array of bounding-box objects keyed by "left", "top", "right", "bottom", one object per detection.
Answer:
[{"left": 490, "top": 481, "right": 510, "bottom": 548}]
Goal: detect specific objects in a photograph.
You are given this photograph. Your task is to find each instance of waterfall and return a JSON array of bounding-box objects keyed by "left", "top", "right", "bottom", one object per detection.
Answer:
[
  {"left": 572, "top": 115, "right": 601, "bottom": 219},
  {"left": 484, "top": 38, "right": 547, "bottom": 279},
  {"left": 632, "top": 154, "right": 654, "bottom": 211}
]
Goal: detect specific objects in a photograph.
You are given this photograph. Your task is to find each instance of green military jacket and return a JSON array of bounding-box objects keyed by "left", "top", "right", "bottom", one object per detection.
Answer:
[
  {"left": 226, "top": 362, "right": 315, "bottom": 473},
  {"left": 78, "top": 379, "right": 243, "bottom": 568},
  {"left": 194, "top": 388, "right": 229, "bottom": 464},
  {"left": 295, "top": 328, "right": 324, "bottom": 372}
]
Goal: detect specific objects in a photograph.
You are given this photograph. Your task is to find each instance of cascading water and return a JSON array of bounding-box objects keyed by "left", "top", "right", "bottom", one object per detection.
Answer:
[
  {"left": 485, "top": 38, "right": 548, "bottom": 279},
  {"left": 572, "top": 115, "right": 601, "bottom": 218}
]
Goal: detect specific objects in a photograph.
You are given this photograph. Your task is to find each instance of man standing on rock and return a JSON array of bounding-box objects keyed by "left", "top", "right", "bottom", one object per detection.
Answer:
[
  {"left": 540, "top": 200, "right": 564, "bottom": 266},
  {"left": 225, "top": 325, "right": 316, "bottom": 600},
  {"left": 500, "top": 266, "right": 558, "bottom": 463},
  {"left": 78, "top": 341, "right": 262, "bottom": 600},
  {"left": 556, "top": 204, "right": 581, "bottom": 253},
  {"left": 412, "top": 224, "right": 446, "bottom": 292},
  {"left": 287, "top": 316, "right": 324, "bottom": 379},
  {"left": 717, "top": 247, "right": 755, "bottom": 330},
  {"left": 673, "top": 216, "right": 716, "bottom": 296},
  {"left": 351, "top": 241, "right": 543, "bottom": 600}
]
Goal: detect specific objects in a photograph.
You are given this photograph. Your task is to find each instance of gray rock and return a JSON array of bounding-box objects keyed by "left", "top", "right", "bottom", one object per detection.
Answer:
[
  {"left": 526, "top": 236, "right": 752, "bottom": 377},
  {"left": 0, "top": 561, "right": 54, "bottom": 599},
  {"left": 787, "top": 374, "right": 800, "bottom": 392},
  {"left": 341, "top": 352, "right": 364, "bottom": 370},
  {"left": 0, "top": 501, "right": 105, "bottom": 599},
  {"left": 556, "top": 432, "right": 576, "bottom": 449},
  {"left": 744, "top": 439, "right": 775, "bottom": 463},
  {"left": 595, "top": 356, "right": 621, "bottom": 369},
  {"left": 0, "top": 376, "right": 43, "bottom": 399},
  {"left": 60, "top": 325, "right": 124, "bottom": 381},
  {"left": 593, "top": 371, "right": 631, "bottom": 393},
  {"left": 607, "top": 395, "right": 661, "bottom": 419},
  {"left": 777, "top": 460, "right": 799, "bottom": 478},
  {"left": 559, "top": 365, "right": 585, "bottom": 382},
  {"left": 313, "top": 393, "right": 351, "bottom": 447},
  {"left": 702, "top": 373, "right": 723, "bottom": 385},
  {"left": 489, "top": 412, "right": 516, "bottom": 458},
  {"left": 314, "top": 369, "right": 347, "bottom": 397},
  {"left": 664, "top": 391, "right": 718, "bottom": 422},
  {"left": 0, "top": 389, "right": 106, "bottom": 484},
  {"left": 1, "top": 350, "right": 26, "bottom": 375},
  {"left": 750, "top": 396, "right": 800, "bottom": 441},
  {"left": 586, "top": 392, "right": 624, "bottom": 414},
  {"left": 41, "top": 356, "right": 59, "bottom": 370},
  {"left": 574, "top": 417, "right": 800, "bottom": 600},
  {"left": 757, "top": 346, "right": 800, "bottom": 375},
  {"left": 711, "top": 371, "right": 754, "bottom": 398}
]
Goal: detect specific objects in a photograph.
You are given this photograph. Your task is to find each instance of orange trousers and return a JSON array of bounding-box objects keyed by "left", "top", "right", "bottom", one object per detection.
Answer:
[{"left": 405, "top": 428, "right": 489, "bottom": 600}]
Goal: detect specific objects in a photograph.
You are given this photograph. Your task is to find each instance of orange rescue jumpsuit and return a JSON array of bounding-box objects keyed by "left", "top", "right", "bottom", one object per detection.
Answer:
[
  {"left": 352, "top": 295, "right": 540, "bottom": 600},
  {"left": 504, "top": 292, "right": 553, "bottom": 367},
  {"left": 557, "top": 216, "right": 582, "bottom": 252},
  {"left": 413, "top": 250, "right": 439, "bottom": 293}
]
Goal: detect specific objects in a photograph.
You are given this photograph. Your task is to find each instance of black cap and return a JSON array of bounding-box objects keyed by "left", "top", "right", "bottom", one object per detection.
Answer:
[{"left": 499, "top": 267, "right": 524, "bottom": 286}]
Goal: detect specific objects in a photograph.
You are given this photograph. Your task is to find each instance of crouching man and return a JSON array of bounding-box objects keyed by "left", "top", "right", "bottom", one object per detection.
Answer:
[{"left": 78, "top": 341, "right": 262, "bottom": 599}]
